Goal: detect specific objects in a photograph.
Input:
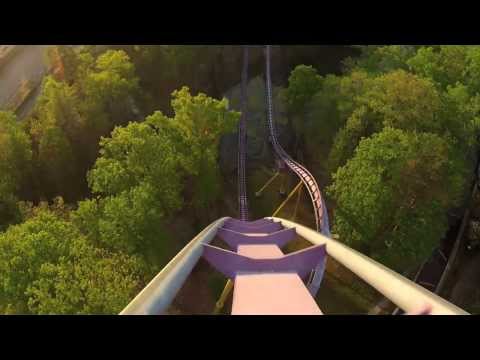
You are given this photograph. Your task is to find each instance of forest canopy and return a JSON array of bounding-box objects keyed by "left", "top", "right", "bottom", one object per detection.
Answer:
[
  {"left": 0, "top": 46, "right": 239, "bottom": 314},
  {"left": 285, "top": 45, "right": 479, "bottom": 271}
]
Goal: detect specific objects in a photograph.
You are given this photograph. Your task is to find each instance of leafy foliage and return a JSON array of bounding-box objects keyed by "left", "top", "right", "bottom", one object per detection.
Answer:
[
  {"left": 26, "top": 240, "right": 146, "bottom": 315},
  {"left": 27, "top": 77, "right": 83, "bottom": 200},
  {"left": 344, "top": 45, "right": 417, "bottom": 74},
  {"left": 78, "top": 87, "right": 239, "bottom": 260},
  {"left": 0, "top": 112, "right": 32, "bottom": 196},
  {"left": 407, "top": 46, "right": 469, "bottom": 89},
  {"left": 284, "top": 46, "right": 479, "bottom": 273},
  {"left": 326, "top": 69, "right": 475, "bottom": 172},
  {"left": 0, "top": 209, "right": 146, "bottom": 314},
  {"left": 81, "top": 50, "right": 140, "bottom": 126},
  {"left": 327, "top": 128, "right": 466, "bottom": 271},
  {"left": 285, "top": 65, "right": 323, "bottom": 115},
  {"left": 0, "top": 111, "right": 32, "bottom": 228},
  {"left": 25, "top": 49, "right": 141, "bottom": 202}
]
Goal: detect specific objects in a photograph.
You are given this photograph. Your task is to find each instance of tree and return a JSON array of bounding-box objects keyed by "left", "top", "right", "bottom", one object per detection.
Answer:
[
  {"left": 327, "top": 128, "right": 466, "bottom": 271},
  {"left": 344, "top": 45, "right": 416, "bottom": 75},
  {"left": 81, "top": 116, "right": 186, "bottom": 258},
  {"left": 28, "top": 77, "right": 83, "bottom": 201},
  {"left": 46, "top": 46, "right": 79, "bottom": 84},
  {"left": 283, "top": 65, "right": 323, "bottom": 151},
  {"left": 407, "top": 46, "right": 470, "bottom": 89},
  {"left": 25, "top": 239, "right": 146, "bottom": 315},
  {"left": 31, "top": 76, "right": 84, "bottom": 139},
  {"left": 327, "top": 105, "right": 382, "bottom": 174},
  {"left": 440, "top": 82, "right": 480, "bottom": 156},
  {"left": 285, "top": 65, "right": 323, "bottom": 115},
  {"left": 326, "top": 69, "right": 468, "bottom": 173},
  {"left": 0, "top": 111, "right": 32, "bottom": 195},
  {"left": 0, "top": 209, "right": 146, "bottom": 314},
  {"left": 45, "top": 48, "right": 140, "bottom": 135},
  {"left": 113, "top": 45, "right": 244, "bottom": 116},
  {"left": 168, "top": 87, "right": 239, "bottom": 214},
  {"left": 87, "top": 115, "right": 186, "bottom": 208},
  {"left": 78, "top": 87, "right": 239, "bottom": 260},
  {"left": 0, "top": 210, "right": 76, "bottom": 312},
  {"left": 464, "top": 46, "right": 480, "bottom": 95},
  {"left": 0, "top": 111, "right": 32, "bottom": 228},
  {"left": 28, "top": 49, "right": 144, "bottom": 202},
  {"left": 18, "top": 196, "right": 72, "bottom": 222},
  {"left": 81, "top": 50, "right": 140, "bottom": 126}
]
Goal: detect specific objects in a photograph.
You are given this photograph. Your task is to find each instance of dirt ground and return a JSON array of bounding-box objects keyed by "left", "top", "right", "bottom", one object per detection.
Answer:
[{"left": 448, "top": 250, "right": 480, "bottom": 313}]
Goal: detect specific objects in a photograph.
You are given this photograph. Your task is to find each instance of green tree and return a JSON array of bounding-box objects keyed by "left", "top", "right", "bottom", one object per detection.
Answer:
[
  {"left": 169, "top": 87, "right": 239, "bottom": 214},
  {"left": 440, "top": 82, "right": 480, "bottom": 154},
  {"left": 81, "top": 116, "right": 186, "bottom": 259},
  {"left": 464, "top": 46, "right": 480, "bottom": 95},
  {"left": 28, "top": 77, "right": 84, "bottom": 200},
  {"left": 407, "top": 46, "right": 471, "bottom": 89},
  {"left": 0, "top": 209, "right": 146, "bottom": 314},
  {"left": 87, "top": 116, "right": 186, "bottom": 208},
  {"left": 327, "top": 128, "right": 466, "bottom": 271},
  {"left": 25, "top": 239, "right": 146, "bottom": 315},
  {"left": 0, "top": 111, "right": 32, "bottom": 228},
  {"left": 29, "top": 49, "right": 143, "bottom": 201},
  {"left": 81, "top": 50, "right": 140, "bottom": 126},
  {"left": 79, "top": 87, "right": 238, "bottom": 261},
  {"left": 283, "top": 65, "right": 323, "bottom": 152},
  {"left": 285, "top": 65, "right": 323, "bottom": 115},
  {"left": 344, "top": 45, "right": 416, "bottom": 75},
  {"left": 114, "top": 45, "right": 242, "bottom": 116},
  {"left": 326, "top": 69, "right": 470, "bottom": 173},
  {"left": 0, "top": 210, "right": 79, "bottom": 312},
  {"left": 327, "top": 105, "right": 382, "bottom": 174},
  {"left": 46, "top": 46, "right": 79, "bottom": 84},
  {"left": 0, "top": 111, "right": 32, "bottom": 195},
  {"left": 45, "top": 47, "right": 139, "bottom": 140}
]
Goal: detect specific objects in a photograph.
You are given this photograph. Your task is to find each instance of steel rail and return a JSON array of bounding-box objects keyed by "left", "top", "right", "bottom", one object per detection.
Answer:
[
  {"left": 270, "top": 217, "right": 469, "bottom": 315},
  {"left": 120, "top": 217, "right": 229, "bottom": 315},
  {"left": 121, "top": 216, "right": 468, "bottom": 315}
]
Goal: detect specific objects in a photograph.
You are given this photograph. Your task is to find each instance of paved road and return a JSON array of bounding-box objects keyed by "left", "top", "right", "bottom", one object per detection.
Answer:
[{"left": 0, "top": 45, "right": 50, "bottom": 112}]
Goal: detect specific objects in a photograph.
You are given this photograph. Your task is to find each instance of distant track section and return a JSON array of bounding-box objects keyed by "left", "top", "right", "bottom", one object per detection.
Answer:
[
  {"left": 264, "top": 45, "right": 330, "bottom": 236},
  {"left": 238, "top": 46, "right": 249, "bottom": 221}
]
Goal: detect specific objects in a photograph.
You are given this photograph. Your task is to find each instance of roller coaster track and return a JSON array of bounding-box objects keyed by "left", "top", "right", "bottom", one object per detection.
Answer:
[
  {"left": 237, "top": 46, "right": 249, "bottom": 221},
  {"left": 120, "top": 46, "right": 469, "bottom": 315},
  {"left": 264, "top": 45, "right": 330, "bottom": 236},
  {"left": 121, "top": 216, "right": 467, "bottom": 315}
]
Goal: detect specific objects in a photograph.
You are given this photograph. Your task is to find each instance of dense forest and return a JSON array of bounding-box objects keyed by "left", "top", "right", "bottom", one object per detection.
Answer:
[
  {"left": 283, "top": 46, "right": 478, "bottom": 274},
  {"left": 0, "top": 45, "right": 478, "bottom": 314}
]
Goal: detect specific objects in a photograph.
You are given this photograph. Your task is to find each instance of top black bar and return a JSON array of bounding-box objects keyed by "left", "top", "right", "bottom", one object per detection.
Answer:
[
  {"left": 2, "top": 30, "right": 480, "bottom": 45},
  {"left": 2, "top": 10, "right": 480, "bottom": 45}
]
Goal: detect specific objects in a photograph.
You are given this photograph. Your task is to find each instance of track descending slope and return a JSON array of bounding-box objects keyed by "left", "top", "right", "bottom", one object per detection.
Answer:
[
  {"left": 264, "top": 45, "right": 330, "bottom": 237},
  {"left": 237, "top": 46, "right": 249, "bottom": 220}
]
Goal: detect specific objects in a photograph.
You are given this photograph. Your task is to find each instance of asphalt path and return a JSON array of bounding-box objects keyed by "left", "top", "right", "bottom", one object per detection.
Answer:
[{"left": 0, "top": 45, "right": 50, "bottom": 111}]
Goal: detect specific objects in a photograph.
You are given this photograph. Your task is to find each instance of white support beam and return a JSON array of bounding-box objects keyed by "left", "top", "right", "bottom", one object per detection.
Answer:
[
  {"left": 120, "top": 217, "right": 229, "bottom": 315},
  {"left": 270, "top": 217, "right": 468, "bottom": 315}
]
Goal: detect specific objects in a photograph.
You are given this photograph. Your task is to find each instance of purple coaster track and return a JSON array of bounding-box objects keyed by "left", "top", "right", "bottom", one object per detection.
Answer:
[
  {"left": 237, "top": 46, "right": 249, "bottom": 221},
  {"left": 202, "top": 46, "right": 331, "bottom": 313},
  {"left": 202, "top": 218, "right": 326, "bottom": 314},
  {"left": 264, "top": 45, "right": 330, "bottom": 237}
]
